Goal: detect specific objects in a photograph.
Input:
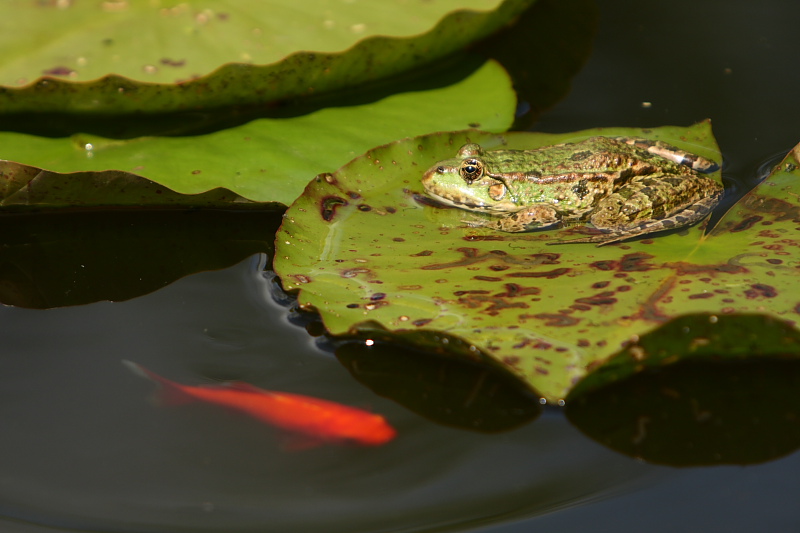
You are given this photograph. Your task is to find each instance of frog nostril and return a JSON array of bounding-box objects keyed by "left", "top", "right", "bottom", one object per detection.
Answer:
[{"left": 437, "top": 166, "right": 445, "bottom": 173}]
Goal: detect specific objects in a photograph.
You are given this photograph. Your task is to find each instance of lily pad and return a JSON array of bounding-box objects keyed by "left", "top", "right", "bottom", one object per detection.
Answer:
[
  {"left": 0, "top": 0, "right": 533, "bottom": 113},
  {"left": 0, "top": 59, "right": 515, "bottom": 205},
  {"left": 274, "top": 122, "right": 800, "bottom": 401}
]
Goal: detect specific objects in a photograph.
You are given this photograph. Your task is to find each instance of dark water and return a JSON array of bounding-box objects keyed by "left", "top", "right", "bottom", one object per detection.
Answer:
[{"left": 1, "top": 0, "right": 799, "bottom": 531}]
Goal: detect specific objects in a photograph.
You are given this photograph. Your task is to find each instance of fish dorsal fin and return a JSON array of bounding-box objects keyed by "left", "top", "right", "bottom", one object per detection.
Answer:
[{"left": 224, "top": 381, "right": 267, "bottom": 394}]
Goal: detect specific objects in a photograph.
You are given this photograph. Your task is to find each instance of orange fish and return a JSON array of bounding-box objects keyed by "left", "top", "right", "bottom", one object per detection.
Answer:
[{"left": 122, "top": 360, "right": 396, "bottom": 447}]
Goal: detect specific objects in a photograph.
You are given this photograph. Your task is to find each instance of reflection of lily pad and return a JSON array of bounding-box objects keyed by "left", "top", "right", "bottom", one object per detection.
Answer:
[
  {"left": 0, "top": 210, "right": 280, "bottom": 309},
  {"left": 0, "top": 0, "right": 534, "bottom": 113},
  {"left": 565, "top": 313, "right": 800, "bottom": 466},
  {"left": 336, "top": 335, "right": 542, "bottom": 432},
  {"left": 274, "top": 122, "right": 800, "bottom": 401},
  {"left": 0, "top": 60, "right": 515, "bottom": 204}
]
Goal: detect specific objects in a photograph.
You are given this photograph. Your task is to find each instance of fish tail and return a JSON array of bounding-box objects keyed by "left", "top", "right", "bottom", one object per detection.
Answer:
[{"left": 122, "top": 360, "right": 195, "bottom": 406}]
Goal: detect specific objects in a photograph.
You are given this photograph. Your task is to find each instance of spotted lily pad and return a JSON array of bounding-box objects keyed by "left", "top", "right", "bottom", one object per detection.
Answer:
[
  {"left": 274, "top": 122, "right": 800, "bottom": 401},
  {"left": 0, "top": 0, "right": 533, "bottom": 113}
]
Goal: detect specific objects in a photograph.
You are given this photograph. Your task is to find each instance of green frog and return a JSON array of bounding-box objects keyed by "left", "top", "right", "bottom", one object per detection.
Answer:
[{"left": 421, "top": 136, "right": 723, "bottom": 245}]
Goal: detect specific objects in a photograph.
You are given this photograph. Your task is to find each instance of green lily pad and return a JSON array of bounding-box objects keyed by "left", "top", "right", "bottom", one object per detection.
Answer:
[
  {"left": 0, "top": 0, "right": 533, "bottom": 113},
  {"left": 0, "top": 59, "right": 514, "bottom": 205},
  {"left": 274, "top": 122, "right": 800, "bottom": 401}
]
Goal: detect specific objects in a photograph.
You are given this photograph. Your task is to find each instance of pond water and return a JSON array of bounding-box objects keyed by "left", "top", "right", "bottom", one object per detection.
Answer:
[{"left": 1, "top": 0, "right": 799, "bottom": 531}]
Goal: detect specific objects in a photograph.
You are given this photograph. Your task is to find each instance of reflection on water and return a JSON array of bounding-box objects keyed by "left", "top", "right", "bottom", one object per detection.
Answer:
[{"left": 0, "top": 257, "right": 653, "bottom": 532}]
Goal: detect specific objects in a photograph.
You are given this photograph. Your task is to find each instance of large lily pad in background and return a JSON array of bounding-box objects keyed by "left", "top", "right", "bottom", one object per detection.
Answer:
[
  {"left": 274, "top": 122, "right": 800, "bottom": 401},
  {"left": 0, "top": 0, "right": 533, "bottom": 113},
  {"left": 0, "top": 60, "right": 514, "bottom": 205}
]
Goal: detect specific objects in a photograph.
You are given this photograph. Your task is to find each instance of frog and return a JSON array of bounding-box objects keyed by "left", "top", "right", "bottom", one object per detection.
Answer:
[{"left": 421, "top": 136, "right": 724, "bottom": 245}]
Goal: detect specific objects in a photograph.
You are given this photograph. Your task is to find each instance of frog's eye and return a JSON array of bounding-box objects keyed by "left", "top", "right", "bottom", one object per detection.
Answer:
[{"left": 460, "top": 158, "right": 484, "bottom": 183}]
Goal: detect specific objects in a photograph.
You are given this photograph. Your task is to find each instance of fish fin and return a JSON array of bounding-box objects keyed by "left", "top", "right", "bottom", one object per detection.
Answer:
[
  {"left": 122, "top": 360, "right": 195, "bottom": 406},
  {"left": 223, "top": 381, "right": 268, "bottom": 394},
  {"left": 121, "top": 359, "right": 152, "bottom": 380}
]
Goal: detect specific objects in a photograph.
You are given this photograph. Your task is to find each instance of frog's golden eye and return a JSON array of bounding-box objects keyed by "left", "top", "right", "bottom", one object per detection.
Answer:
[{"left": 460, "top": 158, "right": 484, "bottom": 183}]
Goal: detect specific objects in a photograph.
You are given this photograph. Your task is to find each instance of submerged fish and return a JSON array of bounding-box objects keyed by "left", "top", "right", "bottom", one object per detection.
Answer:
[{"left": 122, "top": 360, "right": 396, "bottom": 447}]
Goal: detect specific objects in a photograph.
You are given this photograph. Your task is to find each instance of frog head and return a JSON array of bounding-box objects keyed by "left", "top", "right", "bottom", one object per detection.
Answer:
[{"left": 422, "top": 143, "right": 518, "bottom": 213}]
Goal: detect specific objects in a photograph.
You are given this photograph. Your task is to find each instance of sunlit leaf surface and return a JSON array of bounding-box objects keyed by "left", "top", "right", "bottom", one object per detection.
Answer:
[
  {"left": 0, "top": 0, "right": 533, "bottom": 113},
  {"left": 0, "top": 60, "right": 514, "bottom": 204},
  {"left": 274, "top": 123, "right": 800, "bottom": 401}
]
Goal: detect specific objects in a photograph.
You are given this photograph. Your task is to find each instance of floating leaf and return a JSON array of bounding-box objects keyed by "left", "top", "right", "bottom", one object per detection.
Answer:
[
  {"left": 0, "top": 0, "right": 534, "bottom": 113},
  {"left": 0, "top": 60, "right": 515, "bottom": 204},
  {"left": 274, "top": 122, "right": 800, "bottom": 401},
  {"left": 0, "top": 162, "right": 262, "bottom": 210}
]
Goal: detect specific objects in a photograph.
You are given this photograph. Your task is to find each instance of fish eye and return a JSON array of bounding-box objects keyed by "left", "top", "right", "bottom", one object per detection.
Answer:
[{"left": 460, "top": 158, "right": 483, "bottom": 183}]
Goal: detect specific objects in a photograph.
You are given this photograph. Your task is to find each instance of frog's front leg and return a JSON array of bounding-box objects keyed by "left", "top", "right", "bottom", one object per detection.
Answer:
[{"left": 466, "top": 203, "right": 561, "bottom": 232}]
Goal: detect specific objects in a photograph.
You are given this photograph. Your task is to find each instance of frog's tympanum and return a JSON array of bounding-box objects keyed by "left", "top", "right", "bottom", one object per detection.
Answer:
[{"left": 422, "top": 137, "right": 723, "bottom": 245}]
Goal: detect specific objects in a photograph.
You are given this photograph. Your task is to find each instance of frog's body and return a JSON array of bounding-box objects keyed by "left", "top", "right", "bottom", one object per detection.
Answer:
[{"left": 421, "top": 137, "right": 723, "bottom": 245}]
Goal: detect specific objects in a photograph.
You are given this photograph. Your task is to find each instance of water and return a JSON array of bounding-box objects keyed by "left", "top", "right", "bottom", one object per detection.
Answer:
[{"left": 2, "top": 0, "right": 800, "bottom": 531}]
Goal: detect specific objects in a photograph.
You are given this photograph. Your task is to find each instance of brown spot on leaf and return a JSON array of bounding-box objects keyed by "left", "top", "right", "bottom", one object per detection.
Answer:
[
  {"left": 421, "top": 247, "right": 486, "bottom": 269},
  {"left": 620, "top": 252, "right": 655, "bottom": 271},
  {"left": 321, "top": 195, "right": 348, "bottom": 222},
  {"left": 589, "top": 252, "right": 654, "bottom": 273},
  {"left": 457, "top": 294, "right": 529, "bottom": 315},
  {"left": 412, "top": 318, "right": 432, "bottom": 327},
  {"left": 688, "top": 293, "right": 714, "bottom": 299},
  {"left": 575, "top": 291, "right": 617, "bottom": 306},
  {"left": 463, "top": 234, "right": 507, "bottom": 241},
  {"left": 592, "top": 281, "right": 610, "bottom": 289},
  {"left": 741, "top": 195, "right": 800, "bottom": 221},
  {"left": 412, "top": 250, "right": 433, "bottom": 257},
  {"left": 671, "top": 262, "right": 747, "bottom": 276},
  {"left": 341, "top": 268, "right": 370, "bottom": 278},
  {"left": 520, "top": 313, "right": 580, "bottom": 327},
  {"left": 494, "top": 283, "right": 541, "bottom": 298},
  {"left": 507, "top": 268, "right": 570, "bottom": 279},
  {"left": 744, "top": 283, "right": 777, "bottom": 299},
  {"left": 42, "top": 66, "right": 74, "bottom": 76},
  {"left": 453, "top": 290, "right": 491, "bottom": 296},
  {"left": 160, "top": 58, "right": 186, "bottom": 67}
]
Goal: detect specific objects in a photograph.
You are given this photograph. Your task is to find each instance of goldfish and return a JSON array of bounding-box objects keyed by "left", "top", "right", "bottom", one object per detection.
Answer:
[{"left": 122, "top": 360, "right": 396, "bottom": 448}]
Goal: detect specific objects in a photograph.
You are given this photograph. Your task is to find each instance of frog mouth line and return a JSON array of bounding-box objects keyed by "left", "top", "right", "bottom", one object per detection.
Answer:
[{"left": 424, "top": 191, "right": 517, "bottom": 213}]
